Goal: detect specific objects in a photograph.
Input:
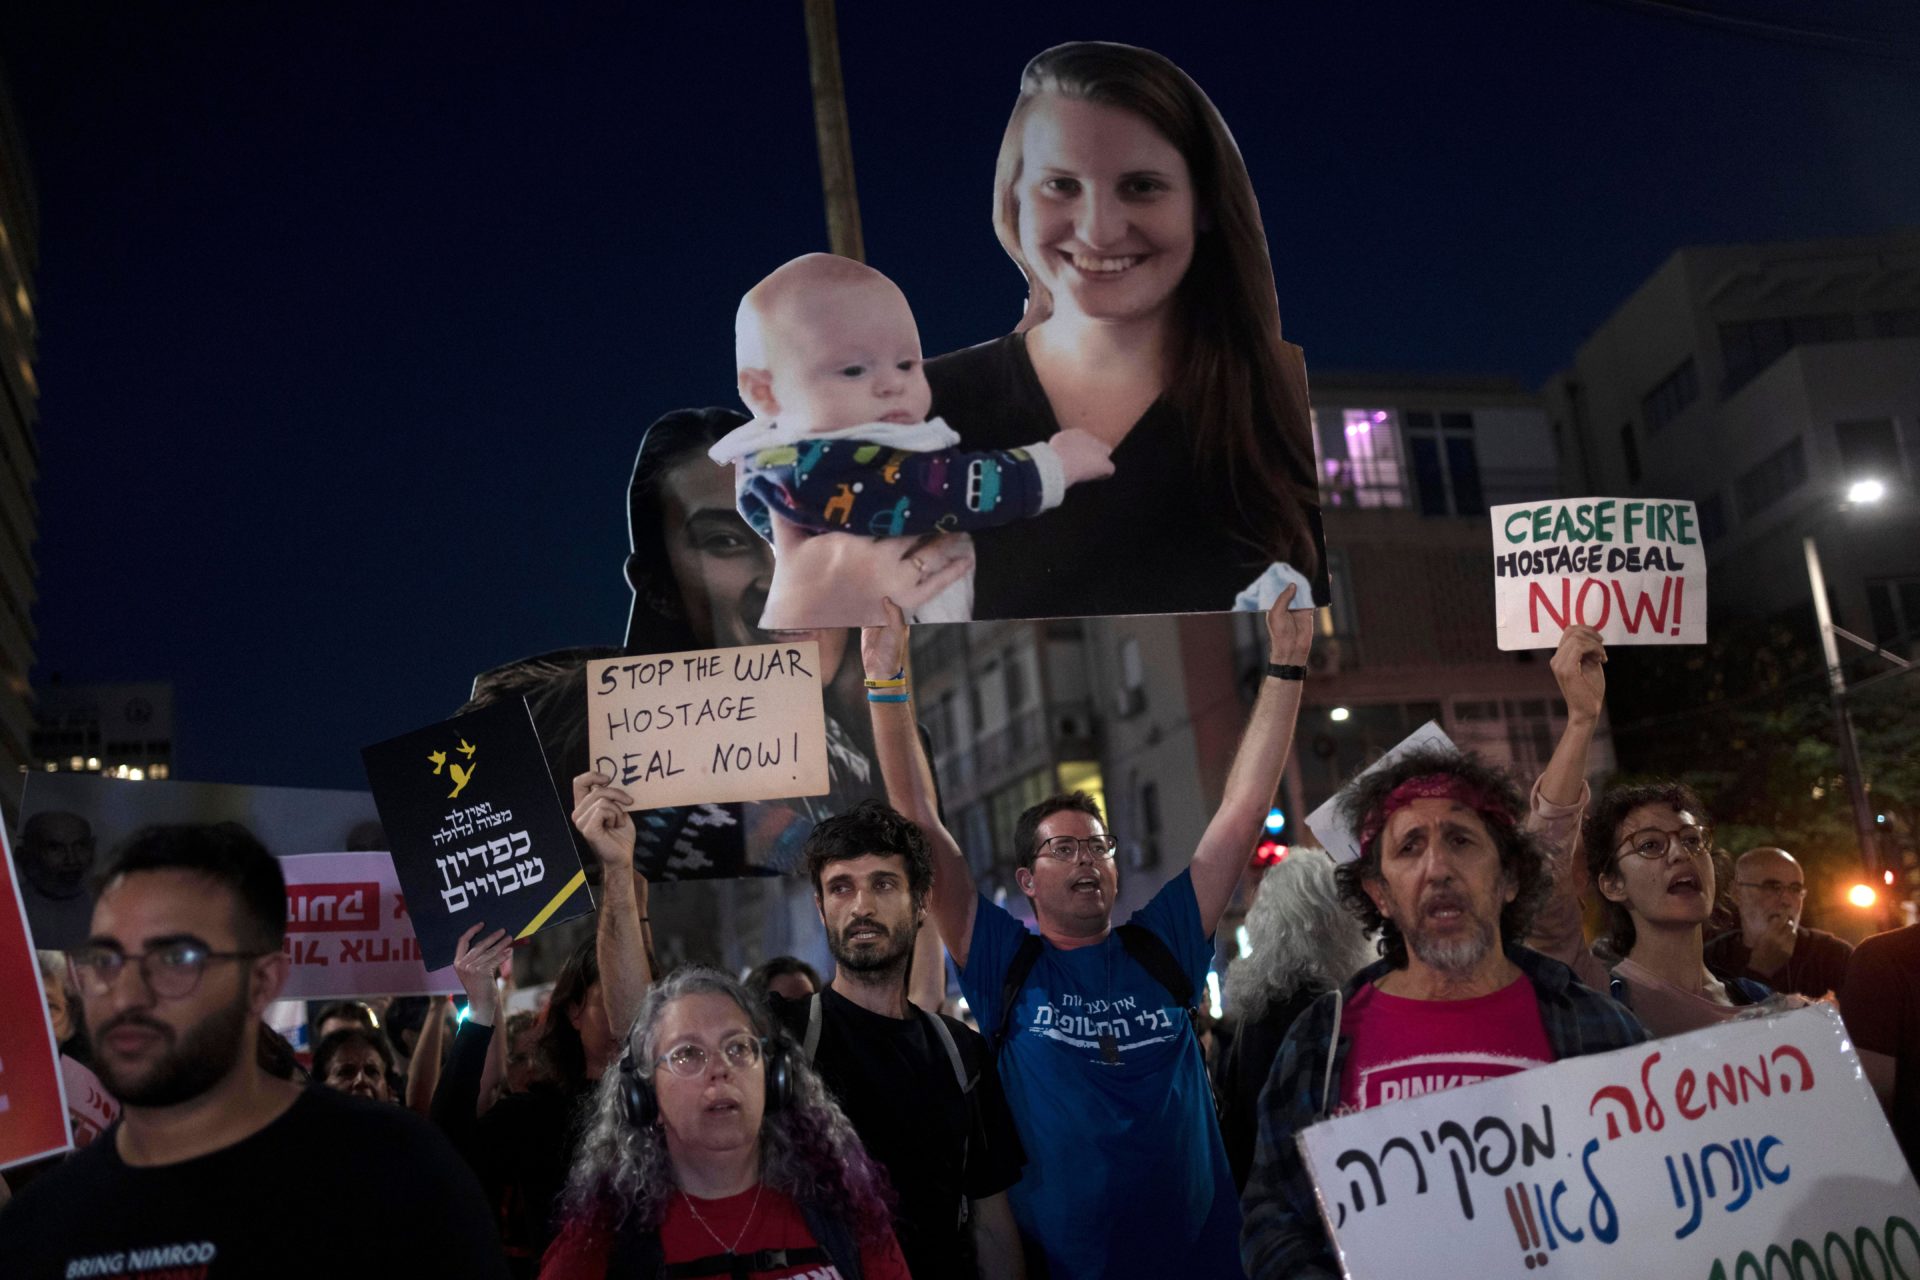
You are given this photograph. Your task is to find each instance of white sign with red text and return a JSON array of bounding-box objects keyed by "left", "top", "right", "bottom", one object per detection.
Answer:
[
  {"left": 1298, "top": 1005, "right": 1918, "bottom": 1279},
  {"left": 278, "top": 851, "right": 460, "bottom": 999},
  {"left": 1491, "top": 498, "right": 1707, "bottom": 650}
]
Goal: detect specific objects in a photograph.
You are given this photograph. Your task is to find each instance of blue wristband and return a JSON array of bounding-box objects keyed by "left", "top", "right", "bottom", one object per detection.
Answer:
[{"left": 867, "top": 691, "right": 910, "bottom": 704}]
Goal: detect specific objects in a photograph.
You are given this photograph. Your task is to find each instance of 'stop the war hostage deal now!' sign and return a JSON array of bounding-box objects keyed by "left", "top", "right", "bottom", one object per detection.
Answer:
[
  {"left": 585, "top": 641, "right": 829, "bottom": 809},
  {"left": 1491, "top": 497, "right": 1708, "bottom": 650}
]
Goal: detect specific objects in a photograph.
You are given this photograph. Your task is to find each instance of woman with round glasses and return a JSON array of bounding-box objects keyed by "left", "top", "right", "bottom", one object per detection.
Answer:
[
  {"left": 540, "top": 967, "right": 908, "bottom": 1279},
  {"left": 1565, "top": 782, "right": 1774, "bottom": 1038}
]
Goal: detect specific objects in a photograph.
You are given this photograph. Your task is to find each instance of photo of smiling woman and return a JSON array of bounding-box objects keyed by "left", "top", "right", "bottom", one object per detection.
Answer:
[
  {"left": 744, "top": 41, "right": 1326, "bottom": 625},
  {"left": 939, "top": 40, "right": 1325, "bottom": 618}
]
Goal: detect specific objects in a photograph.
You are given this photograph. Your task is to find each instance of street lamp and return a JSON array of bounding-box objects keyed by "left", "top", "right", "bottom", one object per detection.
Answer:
[{"left": 1802, "top": 477, "right": 1908, "bottom": 894}]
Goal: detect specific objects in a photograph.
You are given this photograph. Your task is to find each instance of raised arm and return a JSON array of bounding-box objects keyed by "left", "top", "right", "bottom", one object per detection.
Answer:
[
  {"left": 1524, "top": 625, "right": 1609, "bottom": 982},
  {"left": 1190, "top": 586, "right": 1312, "bottom": 938},
  {"left": 571, "top": 771, "right": 652, "bottom": 1040},
  {"left": 1538, "top": 625, "right": 1606, "bottom": 809},
  {"left": 404, "top": 995, "right": 452, "bottom": 1116},
  {"left": 864, "top": 600, "right": 980, "bottom": 969},
  {"left": 909, "top": 908, "right": 949, "bottom": 1012}
]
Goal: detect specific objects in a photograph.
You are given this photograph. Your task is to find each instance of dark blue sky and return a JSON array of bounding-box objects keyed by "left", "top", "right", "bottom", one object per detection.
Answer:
[{"left": 5, "top": 2, "right": 1917, "bottom": 789}]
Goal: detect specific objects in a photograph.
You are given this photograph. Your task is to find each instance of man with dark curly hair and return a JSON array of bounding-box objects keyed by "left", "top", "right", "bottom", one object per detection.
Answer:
[{"left": 1241, "top": 731, "right": 1647, "bottom": 1279}]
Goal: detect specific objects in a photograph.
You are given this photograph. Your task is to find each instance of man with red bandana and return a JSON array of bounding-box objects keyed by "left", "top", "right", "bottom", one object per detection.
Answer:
[{"left": 1240, "top": 746, "right": 1647, "bottom": 1280}]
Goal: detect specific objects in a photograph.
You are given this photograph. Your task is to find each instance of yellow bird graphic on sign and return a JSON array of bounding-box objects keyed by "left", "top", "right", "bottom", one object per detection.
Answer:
[{"left": 448, "top": 761, "right": 476, "bottom": 799}]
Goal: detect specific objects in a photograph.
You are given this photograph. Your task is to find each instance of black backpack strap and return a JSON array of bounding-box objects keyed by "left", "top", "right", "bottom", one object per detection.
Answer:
[
  {"left": 798, "top": 1201, "right": 865, "bottom": 1280},
  {"left": 607, "top": 1215, "right": 666, "bottom": 1278},
  {"left": 994, "top": 933, "right": 1046, "bottom": 1055},
  {"left": 1116, "top": 922, "right": 1196, "bottom": 1012},
  {"left": 663, "top": 1248, "right": 833, "bottom": 1279}
]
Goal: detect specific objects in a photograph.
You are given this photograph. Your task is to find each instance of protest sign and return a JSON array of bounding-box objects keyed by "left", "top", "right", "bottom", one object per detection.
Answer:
[
  {"left": 1298, "top": 1005, "right": 1920, "bottom": 1280},
  {"left": 1491, "top": 497, "right": 1707, "bottom": 650},
  {"left": 362, "top": 697, "right": 591, "bottom": 970},
  {"left": 16, "top": 773, "right": 382, "bottom": 949},
  {"left": 61, "top": 1055, "right": 119, "bottom": 1149},
  {"left": 1304, "top": 721, "right": 1458, "bottom": 865},
  {"left": 0, "top": 824, "right": 73, "bottom": 1170},
  {"left": 277, "top": 851, "right": 462, "bottom": 999},
  {"left": 585, "top": 641, "right": 830, "bottom": 809}
]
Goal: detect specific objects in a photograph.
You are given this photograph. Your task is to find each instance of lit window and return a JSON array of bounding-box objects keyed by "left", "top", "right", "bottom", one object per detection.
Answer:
[{"left": 1330, "top": 410, "right": 1408, "bottom": 508}]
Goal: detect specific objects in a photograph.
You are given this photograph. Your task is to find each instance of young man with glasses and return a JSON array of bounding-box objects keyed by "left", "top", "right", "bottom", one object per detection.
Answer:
[
  {"left": 0, "top": 824, "right": 508, "bottom": 1279},
  {"left": 1704, "top": 846, "right": 1854, "bottom": 998},
  {"left": 862, "top": 587, "right": 1314, "bottom": 1280}
]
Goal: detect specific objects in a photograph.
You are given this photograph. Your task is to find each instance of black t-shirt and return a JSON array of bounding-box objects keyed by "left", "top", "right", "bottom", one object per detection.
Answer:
[
  {"left": 0, "top": 1085, "right": 509, "bottom": 1280},
  {"left": 1218, "top": 986, "right": 1321, "bottom": 1193},
  {"left": 1839, "top": 924, "right": 1920, "bottom": 1173},
  {"left": 770, "top": 986, "right": 1024, "bottom": 1280},
  {"left": 925, "top": 333, "right": 1275, "bottom": 619},
  {"left": 430, "top": 1020, "right": 593, "bottom": 1278},
  {"left": 1704, "top": 925, "right": 1854, "bottom": 998}
]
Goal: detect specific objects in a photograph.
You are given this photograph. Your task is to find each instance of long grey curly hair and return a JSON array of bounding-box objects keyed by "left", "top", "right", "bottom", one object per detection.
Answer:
[
  {"left": 1223, "top": 848, "right": 1376, "bottom": 1020},
  {"left": 556, "top": 966, "right": 894, "bottom": 1248}
]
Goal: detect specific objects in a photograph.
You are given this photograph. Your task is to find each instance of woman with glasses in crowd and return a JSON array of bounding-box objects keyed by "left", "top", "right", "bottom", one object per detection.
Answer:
[
  {"left": 1570, "top": 784, "right": 1774, "bottom": 1036},
  {"left": 540, "top": 967, "right": 908, "bottom": 1279},
  {"left": 1525, "top": 626, "right": 1774, "bottom": 1038}
]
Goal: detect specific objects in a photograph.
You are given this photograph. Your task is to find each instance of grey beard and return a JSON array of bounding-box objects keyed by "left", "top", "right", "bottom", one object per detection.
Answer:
[{"left": 1406, "top": 914, "right": 1497, "bottom": 974}]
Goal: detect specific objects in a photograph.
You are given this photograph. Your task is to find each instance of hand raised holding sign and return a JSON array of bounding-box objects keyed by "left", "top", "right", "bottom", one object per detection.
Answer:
[
  {"left": 1551, "top": 624, "right": 1608, "bottom": 724},
  {"left": 861, "top": 597, "right": 911, "bottom": 684},
  {"left": 1266, "top": 582, "right": 1313, "bottom": 666},
  {"left": 453, "top": 923, "right": 513, "bottom": 1028},
  {"left": 570, "top": 771, "right": 637, "bottom": 872}
]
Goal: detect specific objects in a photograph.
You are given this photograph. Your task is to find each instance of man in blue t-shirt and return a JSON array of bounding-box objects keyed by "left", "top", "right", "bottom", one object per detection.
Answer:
[{"left": 863, "top": 588, "right": 1313, "bottom": 1279}]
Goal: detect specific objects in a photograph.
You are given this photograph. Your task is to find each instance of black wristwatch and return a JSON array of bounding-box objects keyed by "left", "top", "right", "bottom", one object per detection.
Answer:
[{"left": 1266, "top": 662, "right": 1306, "bottom": 681}]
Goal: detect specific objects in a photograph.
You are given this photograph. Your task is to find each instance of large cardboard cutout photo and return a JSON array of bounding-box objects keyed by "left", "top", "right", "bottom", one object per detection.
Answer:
[{"left": 664, "top": 41, "right": 1329, "bottom": 630}]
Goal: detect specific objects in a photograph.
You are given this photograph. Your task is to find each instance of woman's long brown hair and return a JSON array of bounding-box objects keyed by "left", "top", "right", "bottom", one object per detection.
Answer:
[{"left": 992, "top": 41, "right": 1321, "bottom": 581}]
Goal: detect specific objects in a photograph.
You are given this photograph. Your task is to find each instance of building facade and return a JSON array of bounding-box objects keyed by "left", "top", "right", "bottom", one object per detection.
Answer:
[
  {"left": 1542, "top": 232, "right": 1920, "bottom": 645},
  {"left": 0, "top": 69, "right": 39, "bottom": 826},
  {"left": 30, "top": 681, "right": 175, "bottom": 782}
]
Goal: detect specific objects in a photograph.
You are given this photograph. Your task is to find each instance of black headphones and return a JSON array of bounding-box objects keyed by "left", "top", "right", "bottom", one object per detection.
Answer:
[{"left": 618, "top": 1033, "right": 795, "bottom": 1129}]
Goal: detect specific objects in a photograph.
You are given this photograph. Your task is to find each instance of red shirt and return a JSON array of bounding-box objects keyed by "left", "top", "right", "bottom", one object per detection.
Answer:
[
  {"left": 540, "top": 1185, "right": 910, "bottom": 1280},
  {"left": 1338, "top": 974, "right": 1553, "bottom": 1113}
]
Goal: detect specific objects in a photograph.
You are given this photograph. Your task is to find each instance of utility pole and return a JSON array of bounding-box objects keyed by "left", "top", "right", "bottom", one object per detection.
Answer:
[{"left": 801, "top": 0, "right": 864, "bottom": 262}]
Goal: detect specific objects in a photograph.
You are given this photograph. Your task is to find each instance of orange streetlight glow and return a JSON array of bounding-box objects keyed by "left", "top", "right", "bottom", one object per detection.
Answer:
[{"left": 1848, "top": 883, "right": 1880, "bottom": 909}]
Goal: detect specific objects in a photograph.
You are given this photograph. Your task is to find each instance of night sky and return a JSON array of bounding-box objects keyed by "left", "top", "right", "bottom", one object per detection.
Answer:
[{"left": 4, "top": 2, "right": 1918, "bottom": 791}]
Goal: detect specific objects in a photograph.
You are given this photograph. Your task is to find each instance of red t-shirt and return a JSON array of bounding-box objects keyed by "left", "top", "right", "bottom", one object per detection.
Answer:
[
  {"left": 540, "top": 1185, "right": 911, "bottom": 1280},
  {"left": 1338, "top": 975, "right": 1554, "bottom": 1113}
]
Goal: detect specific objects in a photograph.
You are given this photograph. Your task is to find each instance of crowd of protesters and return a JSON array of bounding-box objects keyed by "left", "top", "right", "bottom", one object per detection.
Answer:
[{"left": 3, "top": 598, "right": 1916, "bottom": 1279}]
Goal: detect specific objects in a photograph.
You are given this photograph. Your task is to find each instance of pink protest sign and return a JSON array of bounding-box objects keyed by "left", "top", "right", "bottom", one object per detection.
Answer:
[{"left": 277, "top": 851, "right": 461, "bottom": 999}]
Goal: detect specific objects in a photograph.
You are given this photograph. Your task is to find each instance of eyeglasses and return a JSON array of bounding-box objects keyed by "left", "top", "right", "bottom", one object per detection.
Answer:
[
  {"left": 1035, "top": 834, "right": 1118, "bottom": 862},
  {"left": 656, "top": 1034, "right": 765, "bottom": 1079},
  {"left": 1734, "top": 879, "right": 1807, "bottom": 898},
  {"left": 1616, "top": 825, "right": 1713, "bottom": 861},
  {"left": 67, "top": 943, "right": 264, "bottom": 1000}
]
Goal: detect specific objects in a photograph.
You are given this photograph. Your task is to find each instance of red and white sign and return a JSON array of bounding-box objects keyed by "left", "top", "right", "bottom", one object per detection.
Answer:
[
  {"left": 278, "top": 851, "right": 461, "bottom": 999},
  {"left": 0, "top": 824, "right": 74, "bottom": 1169},
  {"left": 60, "top": 1055, "right": 119, "bottom": 1148}
]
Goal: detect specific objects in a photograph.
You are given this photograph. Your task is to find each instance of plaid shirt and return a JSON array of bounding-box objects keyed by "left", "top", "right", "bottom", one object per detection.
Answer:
[{"left": 1240, "top": 943, "right": 1647, "bottom": 1279}]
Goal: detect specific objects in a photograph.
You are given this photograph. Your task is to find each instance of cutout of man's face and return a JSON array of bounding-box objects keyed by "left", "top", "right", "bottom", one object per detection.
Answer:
[{"left": 21, "top": 811, "right": 97, "bottom": 899}]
